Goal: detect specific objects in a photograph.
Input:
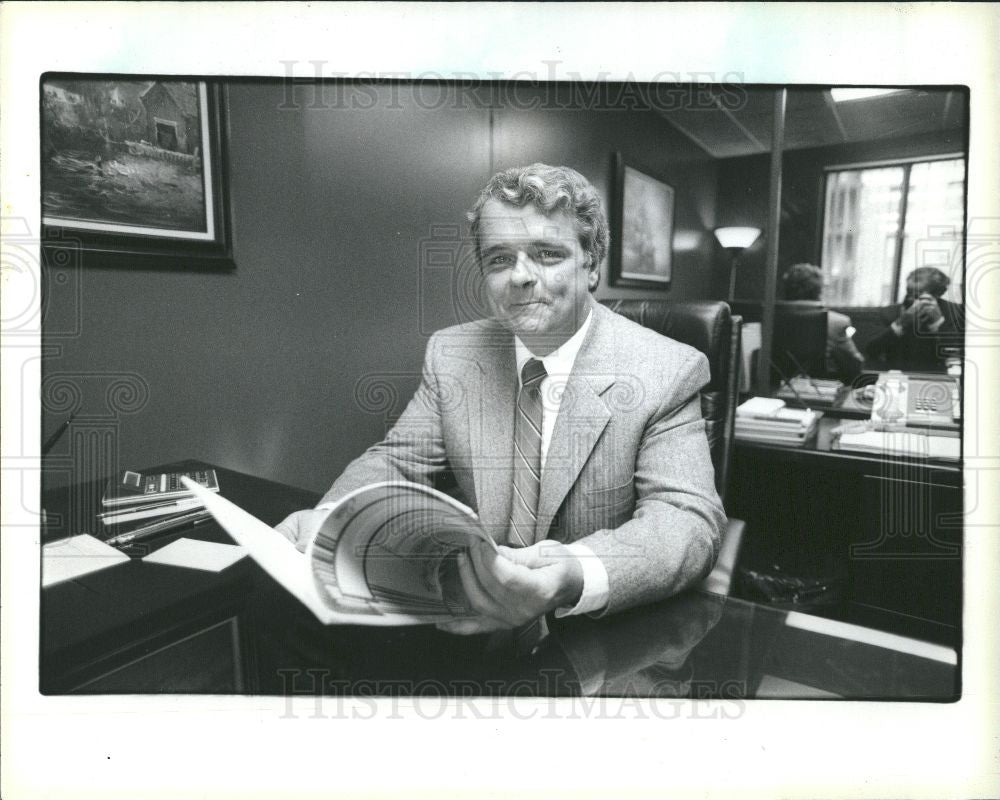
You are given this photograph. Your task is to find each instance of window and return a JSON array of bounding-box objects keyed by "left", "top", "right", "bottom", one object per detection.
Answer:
[{"left": 820, "top": 157, "right": 965, "bottom": 307}]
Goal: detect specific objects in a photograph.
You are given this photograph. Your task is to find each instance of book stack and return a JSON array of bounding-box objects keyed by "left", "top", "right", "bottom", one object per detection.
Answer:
[
  {"left": 776, "top": 376, "right": 843, "bottom": 406},
  {"left": 735, "top": 397, "right": 821, "bottom": 447},
  {"left": 99, "top": 468, "right": 220, "bottom": 544}
]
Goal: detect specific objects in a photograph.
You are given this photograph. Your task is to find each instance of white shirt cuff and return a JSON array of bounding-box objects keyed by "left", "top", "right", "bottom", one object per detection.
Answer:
[
  {"left": 315, "top": 501, "right": 337, "bottom": 511},
  {"left": 890, "top": 320, "right": 904, "bottom": 337},
  {"left": 554, "top": 542, "right": 610, "bottom": 618}
]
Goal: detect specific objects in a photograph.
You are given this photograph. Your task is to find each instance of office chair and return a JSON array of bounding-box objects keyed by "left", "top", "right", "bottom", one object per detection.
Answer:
[
  {"left": 772, "top": 305, "right": 828, "bottom": 384},
  {"left": 601, "top": 299, "right": 745, "bottom": 595}
]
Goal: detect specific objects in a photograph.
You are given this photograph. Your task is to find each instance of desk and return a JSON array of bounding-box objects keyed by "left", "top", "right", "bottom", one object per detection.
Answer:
[
  {"left": 41, "top": 461, "right": 957, "bottom": 698},
  {"left": 730, "top": 419, "right": 962, "bottom": 646}
]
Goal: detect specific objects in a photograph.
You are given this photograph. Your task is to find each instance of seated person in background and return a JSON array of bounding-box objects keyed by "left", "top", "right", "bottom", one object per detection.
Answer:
[
  {"left": 782, "top": 262, "right": 864, "bottom": 382},
  {"left": 277, "top": 163, "right": 724, "bottom": 634},
  {"left": 865, "top": 267, "right": 964, "bottom": 373}
]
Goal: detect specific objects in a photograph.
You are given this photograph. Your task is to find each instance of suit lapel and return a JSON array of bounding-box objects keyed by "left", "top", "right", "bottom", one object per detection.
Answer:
[
  {"left": 535, "top": 302, "right": 616, "bottom": 540},
  {"left": 467, "top": 326, "right": 516, "bottom": 541}
]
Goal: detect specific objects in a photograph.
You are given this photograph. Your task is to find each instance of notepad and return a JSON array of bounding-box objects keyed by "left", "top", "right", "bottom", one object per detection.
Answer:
[
  {"left": 836, "top": 430, "right": 960, "bottom": 461},
  {"left": 43, "top": 534, "right": 130, "bottom": 587},
  {"left": 142, "top": 537, "right": 247, "bottom": 572}
]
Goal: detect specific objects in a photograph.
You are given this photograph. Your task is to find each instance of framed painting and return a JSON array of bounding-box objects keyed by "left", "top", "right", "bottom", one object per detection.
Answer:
[
  {"left": 610, "top": 152, "right": 675, "bottom": 289},
  {"left": 41, "top": 75, "right": 234, "bottom": 271}
]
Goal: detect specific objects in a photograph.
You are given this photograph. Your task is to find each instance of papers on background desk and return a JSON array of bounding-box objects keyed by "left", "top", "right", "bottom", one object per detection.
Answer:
[
  {"left": 42, "top": 534, "right": 130, "bottom": 587},
  {"left": 834, "top": 430, "right": 960, "bottom": 461},
  {"left": 142, "top": 537, "right": 247, "bottom": 572},
  {"left": 735, "top": 397, "right": 820, "bottom": 446}
]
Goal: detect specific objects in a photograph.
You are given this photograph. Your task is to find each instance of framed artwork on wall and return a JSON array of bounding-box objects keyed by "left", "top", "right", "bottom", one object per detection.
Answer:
[
  {"left": 610, "top": 152, "right": 675, "bottom": 289},
  {"left": 41, "top": 75, "right": 234, "bottom": 271}
]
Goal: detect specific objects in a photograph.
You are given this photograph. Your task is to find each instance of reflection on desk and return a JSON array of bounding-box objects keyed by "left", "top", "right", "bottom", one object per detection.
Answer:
[{"left": 40, "top": 461, "right": 958, "bottom": 699}]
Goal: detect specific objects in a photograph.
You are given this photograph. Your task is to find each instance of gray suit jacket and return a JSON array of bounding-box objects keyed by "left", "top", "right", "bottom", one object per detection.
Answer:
[{"left": 321, "top": 298, "right": 725, "bottom": 615}]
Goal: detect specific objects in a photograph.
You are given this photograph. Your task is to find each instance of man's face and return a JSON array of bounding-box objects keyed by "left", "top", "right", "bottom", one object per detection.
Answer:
[
  {"left": 904, "top": 275, "right": 938, "bottom": 306},
  {"left": 903, "top": 277, "right": 924, "bottom": 305},
  {"left": 478, "top": 199, "right": 598, "bottom": 353}
]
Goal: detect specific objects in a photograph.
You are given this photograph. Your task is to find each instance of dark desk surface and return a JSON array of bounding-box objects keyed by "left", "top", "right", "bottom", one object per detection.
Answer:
[{"left": 40, "top": 461, "right": 958, "bottom": 700}]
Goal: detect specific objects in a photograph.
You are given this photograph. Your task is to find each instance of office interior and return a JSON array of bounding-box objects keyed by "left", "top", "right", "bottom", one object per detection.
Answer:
[{"left": 39, "top": 80, "right": 967, "bottom": 695}]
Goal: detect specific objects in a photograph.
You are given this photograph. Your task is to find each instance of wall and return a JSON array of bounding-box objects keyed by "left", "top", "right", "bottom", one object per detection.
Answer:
[
  {"left": 717, "top": 129, "right": 968, "bottom": 301},
  {"left": 492, "top": 84, "right": 720, "bottom": 302},
  {"left": 42, "top": 80, "right": 718, "bottom": 493}
]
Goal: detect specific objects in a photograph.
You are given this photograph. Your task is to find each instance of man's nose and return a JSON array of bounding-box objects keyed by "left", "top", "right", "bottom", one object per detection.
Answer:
[{"left": 509, "top": 250, "right": 537, "bottom": 286}]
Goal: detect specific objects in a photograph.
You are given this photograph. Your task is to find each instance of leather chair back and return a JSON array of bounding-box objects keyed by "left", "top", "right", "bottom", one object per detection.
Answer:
[{"left": 600, "top": 299, "right": 741, "bottom": 504}]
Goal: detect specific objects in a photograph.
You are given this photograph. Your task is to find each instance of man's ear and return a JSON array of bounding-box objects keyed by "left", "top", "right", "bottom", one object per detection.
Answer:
[{"left": 586, "top": 258, "right": 600, "bottom": 291}]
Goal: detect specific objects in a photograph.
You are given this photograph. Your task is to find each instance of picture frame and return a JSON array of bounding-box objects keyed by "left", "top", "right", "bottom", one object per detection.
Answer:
[
  {"left": 41, "top": 76, "right": 234, "bottom": 271},
  {"left": 610, "top": 152, "right": 675, "bottom": 289}
]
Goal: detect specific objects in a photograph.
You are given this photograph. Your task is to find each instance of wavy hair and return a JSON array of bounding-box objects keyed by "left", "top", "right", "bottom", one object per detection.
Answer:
[
  {"left": 907, "top": 267, "right": 950, "bottom": 299},
  {"left": 782, "top": 263, "right": 824, "bottom": 301},
  {"left": 467, "top": 163, "right": 609, "bottom": 270}
]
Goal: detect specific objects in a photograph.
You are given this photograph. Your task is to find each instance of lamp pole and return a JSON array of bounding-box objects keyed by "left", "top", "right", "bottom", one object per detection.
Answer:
[{"left": 727, "top": 249, "right": 740, "bottom": 302}]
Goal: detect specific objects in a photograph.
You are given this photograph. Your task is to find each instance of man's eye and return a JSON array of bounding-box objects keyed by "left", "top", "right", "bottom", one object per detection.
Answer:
[{"left": 538, "top": 249, "right": 564, "bottom": 262}]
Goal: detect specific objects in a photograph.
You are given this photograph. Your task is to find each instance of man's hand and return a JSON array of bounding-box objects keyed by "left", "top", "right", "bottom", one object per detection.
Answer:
[
  {"left": 435, "top": 539, "right": 584, "bottom": 635},
  {"left": 914, "top": 294, "right": 943, "bottom": 329},
  {"left": 898, "top": 293, "right": 942, "bottom": 333},
  {"left": 273, "top": 508, "right": 329, "bottom": 553}
]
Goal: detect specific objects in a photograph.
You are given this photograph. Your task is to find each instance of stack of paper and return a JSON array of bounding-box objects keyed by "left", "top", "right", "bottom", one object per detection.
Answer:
[
  {"left": 736, "top": 396, "right": 821, "bottom": 446},
  {"left": 777, "top": 376, "right": 843, "bottom": 405},
  {"left": 99, "top": 468, "right": 219, "bottom": 532},
  {"left": 835, "top": 430, "right": 960, "bottom": 461}
]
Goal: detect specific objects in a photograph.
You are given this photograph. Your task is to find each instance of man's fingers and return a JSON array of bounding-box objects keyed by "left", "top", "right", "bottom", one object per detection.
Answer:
[
  {"left": 471, "top": 540, "right": 537, "bottom": 604},
  {"left": 497, "top": 543, "right": 541, "bottom": 566},
  {"left": 498, "top": 541, "right": 567, "bottom": 568},
  {"left": 435, "top": 617, "right": 505, "bottom": 635},
  {"left": 457, "top": 551, "right": 510, "bottom": 624},
  {"left": 274, "top": 509, "right": 325, "bottom": 553}
]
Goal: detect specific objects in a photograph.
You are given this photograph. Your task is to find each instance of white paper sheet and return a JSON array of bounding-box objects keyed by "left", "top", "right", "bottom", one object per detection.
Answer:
[
  {"left": 42, "top": 534, "right": 130, "bottom": 587},
  {"left": 181, "top": 478, "right": 361, "bottom": 624},
  {"left": 142, "top": 537, "right": 247, "bottom": 572}
]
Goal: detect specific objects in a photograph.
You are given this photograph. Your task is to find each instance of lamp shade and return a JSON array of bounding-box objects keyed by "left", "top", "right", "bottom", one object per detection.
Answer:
[
  {"left": 714, "top": 226, "right": 761, "bottom": 250},
  {"left": 830, "top": 88, "right": 902, "bottom": 103}
]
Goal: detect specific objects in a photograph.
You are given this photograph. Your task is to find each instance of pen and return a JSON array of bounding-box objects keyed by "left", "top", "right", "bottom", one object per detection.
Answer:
[
  {"left": 42, "top": 412, "right": 76, "bottom": 456},
  {"left": 98, "top": 498, "right": 203, "bottom": 523},
  {"left": 105, "top": 510, "right": 212, "bottom": 548}
]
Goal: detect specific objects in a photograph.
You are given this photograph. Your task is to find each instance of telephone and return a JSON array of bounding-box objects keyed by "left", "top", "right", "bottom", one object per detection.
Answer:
[
  {"left": 871, "top": 372, "right": 909, "bottom": 430},
  {"left": 870, "top": 371, "right": 959, "bottom": 430}
]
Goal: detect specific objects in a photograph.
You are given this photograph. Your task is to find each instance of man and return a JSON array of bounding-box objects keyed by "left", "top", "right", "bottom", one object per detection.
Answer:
[
  {"left": 865, "top": 267, "right": 964, "bottom": 372},
  {"left": 277, "top": 163, "right": 724, "bottom": 634},
  {"left": 781, "top": 262, "right": 864, "bottom": 382}
]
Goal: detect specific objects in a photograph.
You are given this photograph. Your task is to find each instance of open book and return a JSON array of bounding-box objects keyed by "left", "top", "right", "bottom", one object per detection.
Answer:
[{"left": 182, "top": 477, "right": 495, "bottom": 625}]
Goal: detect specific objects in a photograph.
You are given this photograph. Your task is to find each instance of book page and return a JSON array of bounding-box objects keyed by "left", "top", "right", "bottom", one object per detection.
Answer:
[
  {"left": 42, "top": 534, "right": 130, "bottom": 587},
  {"left": 308, "top": 481, "right": 495, "bottom": 621}
]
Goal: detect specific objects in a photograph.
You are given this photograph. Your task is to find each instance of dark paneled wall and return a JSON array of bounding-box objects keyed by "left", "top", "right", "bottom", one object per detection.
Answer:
[
  {"left": 42, "top": 81, "right": 718, "bottom": 493},
  {"left": 717, "top": 129, "right": 967, "bottom": 301}
]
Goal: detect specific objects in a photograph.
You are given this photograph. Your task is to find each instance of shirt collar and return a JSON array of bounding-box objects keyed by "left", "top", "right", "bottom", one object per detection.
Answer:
[{"left": 513, "top": 309, "right": 593, "bottom": 384}]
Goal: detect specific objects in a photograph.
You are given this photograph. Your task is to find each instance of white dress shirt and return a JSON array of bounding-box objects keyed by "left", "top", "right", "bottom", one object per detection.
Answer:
[{"left": 512, "top": 310, "right": 611, "bottom": 618}]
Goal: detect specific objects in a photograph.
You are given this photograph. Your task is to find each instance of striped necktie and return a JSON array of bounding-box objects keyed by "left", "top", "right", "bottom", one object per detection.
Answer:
[{"left": 507, "top": 357, "right": 547, "bottom": 548}]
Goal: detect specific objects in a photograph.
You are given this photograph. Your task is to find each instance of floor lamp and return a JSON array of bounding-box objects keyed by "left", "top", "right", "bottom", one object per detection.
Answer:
[{"left": 714, "top": 227, "right": 761, "bottom": 302}]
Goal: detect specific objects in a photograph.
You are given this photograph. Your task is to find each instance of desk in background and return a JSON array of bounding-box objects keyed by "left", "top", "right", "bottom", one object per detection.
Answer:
[
  {"left": 729, "top": 417, "right": 962, "bottom": 646},
  {"left": 41, "top": 461, "right": 958, "bottom": 698}
]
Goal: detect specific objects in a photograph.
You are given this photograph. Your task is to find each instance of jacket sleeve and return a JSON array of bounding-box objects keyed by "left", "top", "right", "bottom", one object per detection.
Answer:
[
  {"left": 829, "top": 314, "right": 865, "bottom": 380},
  {"left": 864, "top": 305, "right": 902, "bottom": 362},
  {"left": 573, "top": 350, "right": 727, "bottom": 616},
  {"left": 319, "top": 333, "right": 448, "bottom": 506}
]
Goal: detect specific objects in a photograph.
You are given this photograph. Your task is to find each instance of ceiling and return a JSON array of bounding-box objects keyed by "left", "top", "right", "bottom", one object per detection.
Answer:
[{"left": 657, "top": 88, "right": 967, "bottom": 159}]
